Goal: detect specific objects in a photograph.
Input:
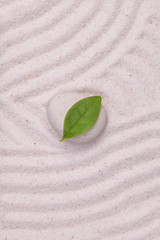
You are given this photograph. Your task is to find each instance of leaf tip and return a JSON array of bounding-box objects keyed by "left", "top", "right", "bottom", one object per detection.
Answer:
[
  {"left": 94, "top": 95, "right": 102, "bottom": 101},
  {"left": 94, "top": 96, "right": 102, "bottom": 105}
]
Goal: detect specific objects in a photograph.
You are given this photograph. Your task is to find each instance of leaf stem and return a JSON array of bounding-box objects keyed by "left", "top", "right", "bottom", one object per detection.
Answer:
[{"left": 59, "top": 138, "right": 64, "bottom": 142}]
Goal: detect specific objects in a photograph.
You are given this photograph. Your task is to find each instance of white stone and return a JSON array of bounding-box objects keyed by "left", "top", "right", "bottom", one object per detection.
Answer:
[{"left": 47, "top": 91, "right": 107, "bottom": 143}]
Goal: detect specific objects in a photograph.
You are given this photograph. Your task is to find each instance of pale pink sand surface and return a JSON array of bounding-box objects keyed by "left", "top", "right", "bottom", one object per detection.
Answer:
[{"left": 0, "top": 0, "right": 160, "bottom": 239}]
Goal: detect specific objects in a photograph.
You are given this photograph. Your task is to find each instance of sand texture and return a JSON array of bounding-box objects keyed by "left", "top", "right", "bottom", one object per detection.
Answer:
[{"left": 0, "top": 0, "right": 160, "bottom": 239}]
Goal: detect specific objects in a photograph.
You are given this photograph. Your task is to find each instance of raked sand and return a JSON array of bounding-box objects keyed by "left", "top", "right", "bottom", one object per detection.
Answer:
[{"left": 0, "top": 0, "right": 160, "bottom": 239}]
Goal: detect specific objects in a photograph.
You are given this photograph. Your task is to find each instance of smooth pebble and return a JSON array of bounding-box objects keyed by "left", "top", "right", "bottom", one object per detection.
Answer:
[{"left": 47, "top": 91, "right": 107, "bottom": 143}]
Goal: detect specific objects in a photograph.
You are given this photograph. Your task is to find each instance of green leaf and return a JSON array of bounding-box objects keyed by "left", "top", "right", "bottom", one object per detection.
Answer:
[{"left": 60, "top": 96, "right": 102, "bottom": 142}]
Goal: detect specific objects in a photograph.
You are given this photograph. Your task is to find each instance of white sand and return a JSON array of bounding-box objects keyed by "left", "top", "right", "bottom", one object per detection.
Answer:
[{"left": 0, "top": 0, "right": 160, "bottom": 239}]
